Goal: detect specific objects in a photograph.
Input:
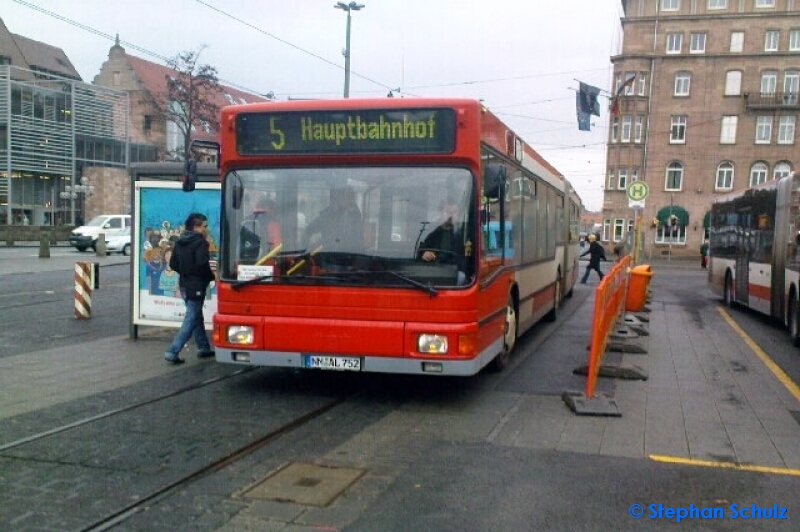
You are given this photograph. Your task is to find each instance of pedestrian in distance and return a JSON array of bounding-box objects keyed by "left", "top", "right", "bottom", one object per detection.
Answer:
[
  {"left": 580, "top": 233, "right": 607, "bottom": 284},
  {"left": 164, "top": 212, "right": 216, "bottom": 364},
  {"left": 700, "top": 241, "right": 709, "bottom": 269}
]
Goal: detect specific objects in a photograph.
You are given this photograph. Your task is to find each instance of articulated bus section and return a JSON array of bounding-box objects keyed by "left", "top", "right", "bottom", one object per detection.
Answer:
[
  {"left": 210, "top": 98, "right": 583, "bottom": 375},
  {"left": 708, "top": 172, "right": 800, "bottom": 347}
]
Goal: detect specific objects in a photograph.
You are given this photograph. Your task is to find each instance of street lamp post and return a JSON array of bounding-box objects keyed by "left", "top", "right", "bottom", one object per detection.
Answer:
[
  {"left": 60, "top": 176, "right": 94, "bottom": 225},
  {"left": 334, "top": 1, "right": 365, "bottom": 98}
]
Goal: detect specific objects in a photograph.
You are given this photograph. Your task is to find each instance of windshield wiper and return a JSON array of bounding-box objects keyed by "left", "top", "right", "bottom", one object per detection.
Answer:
[
  {"left": 230, "top": 273, "right": 348, "bottom": 290},
  {"left": 230, "top": 275, "right": 275, "bottom": 290},
  {"left": 371, "top": 270, "right": 438, "bottom": 296}
]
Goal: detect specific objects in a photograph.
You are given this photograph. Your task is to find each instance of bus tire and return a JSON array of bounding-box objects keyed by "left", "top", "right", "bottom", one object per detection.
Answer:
[
  {"left": 724, "top": 272, "right": 735, "bottom": 308},
  {"left": 489, "top": 294, "right": 517, "bottom": 372},
  {"left": 790, "top": 294, "right": 800, "bottom": 348}
]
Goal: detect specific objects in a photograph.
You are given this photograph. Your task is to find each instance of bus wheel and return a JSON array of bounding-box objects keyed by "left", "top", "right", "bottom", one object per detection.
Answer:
[
  {"left": 724, "top": 273, "right": 734, "bottom": 307},
  {"left": 790, "top": 296, "right": 800, "bottom": 348},
  {"left": 544, "top": 277, "right": 560, "bottom": 322},
  {"left": 489, "top": 295, "right": 517, "bottom": 372}
]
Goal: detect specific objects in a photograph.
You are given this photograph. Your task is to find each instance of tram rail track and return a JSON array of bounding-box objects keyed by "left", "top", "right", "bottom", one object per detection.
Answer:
[
  {"left": 0, "top": 365, "right": 357, "bottom": 532},
  {"left": 79, "top": 393, "right": 349, "bottom": 532},
  {"left": 0, "top": 368, "right": 256, "bottom": 452}
]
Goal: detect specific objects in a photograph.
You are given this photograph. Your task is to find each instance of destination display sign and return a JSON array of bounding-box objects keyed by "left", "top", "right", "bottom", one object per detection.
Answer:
[{"left": 236, "top": 108, "right": 457, "bottom": 155}]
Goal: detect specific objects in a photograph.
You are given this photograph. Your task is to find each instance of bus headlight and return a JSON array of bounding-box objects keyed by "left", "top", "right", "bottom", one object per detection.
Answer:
[
  {"left": 227, "top": 325, "right": 254, "bottom": 345},
  {"left": 417, "top": 334, "right": 448, "bottom": 354}
]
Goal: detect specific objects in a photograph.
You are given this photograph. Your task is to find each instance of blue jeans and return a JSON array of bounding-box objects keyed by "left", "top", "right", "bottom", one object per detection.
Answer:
[
  {"left": 166, "top": 295, "right": 211, "bottom": 356},
  {"left": 581, "top": 264, "right": 604, "bottom": 283}
]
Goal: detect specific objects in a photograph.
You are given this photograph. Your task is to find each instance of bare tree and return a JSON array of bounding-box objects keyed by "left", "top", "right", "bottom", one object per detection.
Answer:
[{"left": 153, "top": 47, "right": 222, "bottom": 161}]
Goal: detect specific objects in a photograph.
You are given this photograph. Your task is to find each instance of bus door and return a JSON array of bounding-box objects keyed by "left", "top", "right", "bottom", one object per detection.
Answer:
[{"left": 734, "top": 229, "right": 749, "bottom": 305}]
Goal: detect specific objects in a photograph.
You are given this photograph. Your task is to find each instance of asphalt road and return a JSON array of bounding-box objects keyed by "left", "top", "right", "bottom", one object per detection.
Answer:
[{"left": 0, "top": 247, "right": 131, "bottom": 358}]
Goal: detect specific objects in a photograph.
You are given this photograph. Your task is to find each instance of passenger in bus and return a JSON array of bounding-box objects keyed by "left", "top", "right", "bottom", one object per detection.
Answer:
[
  {"left": 239, "top": 197, "right": 282, "bottom": 262},
  {"left": 579, "top": 233, "right": 606, "bottom": 284},
  {"left": 418, "top": 199, "right": 468, "bottom": 284},
  {"left": 304, "top": 185, "right": 363, "bottom": 252}
]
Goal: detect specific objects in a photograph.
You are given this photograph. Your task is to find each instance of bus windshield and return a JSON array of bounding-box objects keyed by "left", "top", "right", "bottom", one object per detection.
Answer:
[{"left": 221, "top": 166, "right": 476, "bottom": 289}]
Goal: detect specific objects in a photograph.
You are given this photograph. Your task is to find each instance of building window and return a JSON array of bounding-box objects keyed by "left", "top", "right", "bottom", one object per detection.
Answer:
[
  {"left": 756, "top": 0, "right": 775, "bottom": 7},
  {"left": 613, "top": 219, "right": 625, "bottom": 242},
  {"left": 623, "top": 72, "right": 637, "bottom": 95},
  {"left": 749, "top": 162, "right": 769, "bottom": 186},
  {"left": 724, "top": 71, "right": 742, "bottom": 95},
  {"left": 224, "top": 93, "right": 236, "bottom": 104},
  {"left": 730, "top": 31, "right": 744, "bottom": 52},
  {"left": 608, "top": 170, "right": 616, "bottom": 190},
  {"left": 761, "top": 71, "right": 778, "bottom": 94},
  {"left": 708, "top": 0, "right": 727, "bottom": 8},
  {"left": 674, "top": 71, "right": 691, "bottom": 95},
  {"left": 720, "top": 116, "right": 738, "bottom": 143},
  {"left": 631, "top": 169, "right": 639, "bottom": 183},
  {"left": 784, "top": 71, "right": 799, "bottom": 104},
  {"left": 670, "top": 115, "right": 687, "bottom": 143},
  {"left": 662, "top": 0, "right": 680, "bottom": 10},
  {"left": 774, "top": 161, "right": 792, "bottom": 180},
  {"left": 665, "top": 162, "right": 683, "bottom": 191},
  {"left": 634, "top": 116, "right": 643, "bottom": 143},
  {"left": 715, "top": 161, "right": 734, "bottom": 190},
  {"left": 637, "top": 74, "right": 647, "bottom": 95},
  {"left": 790, "top": 30, "right": 800, "bottom": 51},
  {"left": 621, "top": 116, "right": 632, "bottom": 142},
  {"left": 756, "top": 116, "right": 773, "bottom": 144},
  {"left": 611, "top": 117, "right": 619, "bottom": 143},
  {"left": 765, "top": 30, "right": 780, "bottom": 52},
  {"left": 667, "top": 33, "right": 683, "bottom": 54},
  {"left": 143, "top": 115, "right": 152, "bottom": 131},
  {"left": 778, "top": 116, "right": 796, "bottom": 144},
  {"left": 690, "top": 33, "right": 707, "bottom": 53},
  {"left": 618, "top": 169, "right": 628, "bottom": 189},
  {"left": 655, "top": 224, "right": 686, "bottom": 245}
]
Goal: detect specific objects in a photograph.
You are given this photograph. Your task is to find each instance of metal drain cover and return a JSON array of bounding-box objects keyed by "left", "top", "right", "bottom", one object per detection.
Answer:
[{"left": 245, "top": 462, "right": 365, "bottom": 506}]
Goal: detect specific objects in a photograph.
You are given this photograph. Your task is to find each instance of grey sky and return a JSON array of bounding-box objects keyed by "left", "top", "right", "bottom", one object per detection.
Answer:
[{"left": 5, "top": 0, "right": 622, "bottom": 210}]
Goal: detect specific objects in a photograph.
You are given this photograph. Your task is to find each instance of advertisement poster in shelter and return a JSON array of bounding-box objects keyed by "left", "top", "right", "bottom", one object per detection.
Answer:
[{"left": 132, "top": 181, "right": 221, "bottom": 328}]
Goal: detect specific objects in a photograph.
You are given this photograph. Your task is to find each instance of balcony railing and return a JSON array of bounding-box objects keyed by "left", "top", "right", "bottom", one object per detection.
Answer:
[{"left": 743, "top": 91, "right": 800, "bottom": 110}]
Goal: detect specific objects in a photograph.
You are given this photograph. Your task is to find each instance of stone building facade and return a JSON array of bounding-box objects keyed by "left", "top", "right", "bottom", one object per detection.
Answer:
[{"left": 604, "top": 0, "right": 800, "bottom": 259}]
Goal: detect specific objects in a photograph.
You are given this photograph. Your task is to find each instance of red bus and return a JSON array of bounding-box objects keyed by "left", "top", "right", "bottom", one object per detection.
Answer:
[
  {"left": 210, "top": 98, "right": 583, "bottom": 375},
  {"left": 708, "top": 172, "right": 800, "bottom": 346}
]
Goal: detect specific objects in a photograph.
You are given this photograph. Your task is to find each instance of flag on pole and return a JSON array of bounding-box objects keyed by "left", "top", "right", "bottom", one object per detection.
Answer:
[
  {"left": 578, "top": 82, "right": 601, "bottom": 117},
  {"left": 576, "top": 82, "right": 600, "bottom": 131},
  {"left": 610, "top": 75, "right": 636, "bottom": 116}
]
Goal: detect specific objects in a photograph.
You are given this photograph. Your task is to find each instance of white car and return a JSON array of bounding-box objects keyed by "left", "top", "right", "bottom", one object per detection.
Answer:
[{"left": 105, "top": 227, "right": 131, "bottom": 256}]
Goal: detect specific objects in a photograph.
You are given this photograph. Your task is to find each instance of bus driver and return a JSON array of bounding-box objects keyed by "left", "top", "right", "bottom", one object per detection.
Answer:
[{"left": 304, "top": 185, "right": 363, "bottom": 252}]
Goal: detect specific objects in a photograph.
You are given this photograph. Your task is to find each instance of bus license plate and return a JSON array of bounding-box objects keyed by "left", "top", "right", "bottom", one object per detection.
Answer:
[{"left": 303, "top": 355, "right": 361, "bottom": 371}]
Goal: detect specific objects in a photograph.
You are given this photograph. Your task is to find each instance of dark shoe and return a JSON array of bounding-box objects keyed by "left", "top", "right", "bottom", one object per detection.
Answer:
[
  {"left": 165, "top": 355, "right": 185, "bottom": 364},
  {"left": 197, "top": 350, "right": 215, "bottom": 359}
]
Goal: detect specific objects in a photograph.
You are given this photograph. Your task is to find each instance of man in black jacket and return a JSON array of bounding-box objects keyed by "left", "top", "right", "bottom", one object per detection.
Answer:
[
  {"left": 164, "top": 213, "right": 215, "bottom": 364},
  {"left": 580, "top": 233, "right": 606, "bottom": 284}
]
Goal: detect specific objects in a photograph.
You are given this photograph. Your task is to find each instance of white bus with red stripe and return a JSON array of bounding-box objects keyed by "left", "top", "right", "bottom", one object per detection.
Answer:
[{"left": 708, "top": 172, "right": 800, "bottom": 346}]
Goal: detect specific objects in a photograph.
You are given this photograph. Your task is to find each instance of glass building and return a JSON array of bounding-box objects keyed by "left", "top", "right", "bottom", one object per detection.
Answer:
[{"left": 0, "top": 64, "right": 129, "bottom": 225}]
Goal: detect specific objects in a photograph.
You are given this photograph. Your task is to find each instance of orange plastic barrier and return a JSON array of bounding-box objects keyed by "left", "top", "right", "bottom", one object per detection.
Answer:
[
  {"left": 625, "top": 264, "right": 653, "bottom": 312},
  {"left": 584, "top": 255, "right": 631, "bottom": 398}
]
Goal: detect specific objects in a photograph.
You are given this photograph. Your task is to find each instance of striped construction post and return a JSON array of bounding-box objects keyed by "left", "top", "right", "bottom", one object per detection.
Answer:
[{"left": 74, "top": 261, "right": 92, "bottom": 319}]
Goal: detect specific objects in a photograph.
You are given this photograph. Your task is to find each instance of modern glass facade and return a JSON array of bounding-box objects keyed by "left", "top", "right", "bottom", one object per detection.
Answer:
[{"left": 0, "top": 65, "right": 131, "bottom": 225}]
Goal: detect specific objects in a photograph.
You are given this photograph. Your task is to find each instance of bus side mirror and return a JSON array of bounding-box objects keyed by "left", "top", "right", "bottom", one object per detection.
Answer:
[
  {"left": 182, "top": 159, "right": 197, "bottom": 192},
  {"left": 483, "top": 164, "right": 506, "bottom": 200}
]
